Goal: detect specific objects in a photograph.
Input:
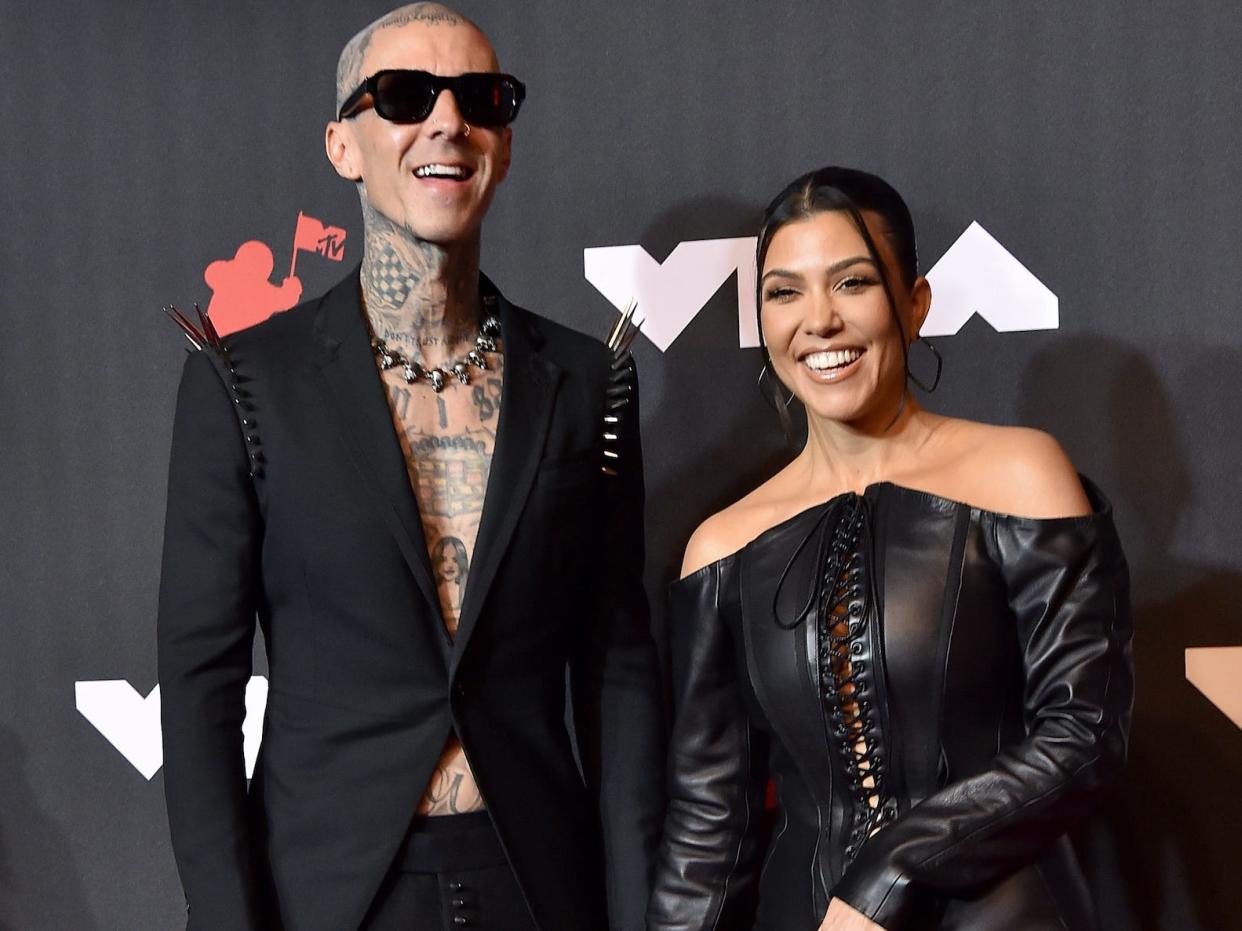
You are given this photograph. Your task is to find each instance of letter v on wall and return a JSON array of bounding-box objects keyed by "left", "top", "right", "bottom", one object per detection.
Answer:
[{"left": 76, "top": 677, "right": 270, "bottom": 780}]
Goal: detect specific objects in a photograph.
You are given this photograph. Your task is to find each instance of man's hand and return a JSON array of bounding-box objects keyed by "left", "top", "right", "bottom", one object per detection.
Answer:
[{"left": 818, "top": 897, "right": 886, "bottom": 931}]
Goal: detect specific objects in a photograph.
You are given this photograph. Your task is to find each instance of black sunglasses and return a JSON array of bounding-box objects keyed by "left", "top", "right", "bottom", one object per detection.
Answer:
[{"left": 337, "top": 69, "right": 526, "bottom": 126}]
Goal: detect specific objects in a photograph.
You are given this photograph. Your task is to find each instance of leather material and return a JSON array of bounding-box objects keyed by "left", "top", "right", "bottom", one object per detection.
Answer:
[
  {"left": 158, "top": 269, "right": 664, "bottom": 931},
  {"left": 649, "top": 480, "right": 1132, "bottom": 930}
]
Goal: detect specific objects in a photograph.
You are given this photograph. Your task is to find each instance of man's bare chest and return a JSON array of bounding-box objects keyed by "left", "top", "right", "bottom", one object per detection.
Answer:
[{"left": 381, "top": 367, "right": 504, "bottom": 631}]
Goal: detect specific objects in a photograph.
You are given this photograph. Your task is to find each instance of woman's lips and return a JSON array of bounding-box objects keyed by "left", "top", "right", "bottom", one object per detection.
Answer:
[{"left": 800, "top": 347, "right": 865, "bottom": 383}]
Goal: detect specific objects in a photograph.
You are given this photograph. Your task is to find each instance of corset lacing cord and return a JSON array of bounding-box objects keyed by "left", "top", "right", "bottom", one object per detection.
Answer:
[{"left": 771, "top": 494, "right": 897, "bottom": 863}]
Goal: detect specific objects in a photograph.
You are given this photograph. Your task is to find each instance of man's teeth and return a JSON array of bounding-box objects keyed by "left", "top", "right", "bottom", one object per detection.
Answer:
[
  {"left": 415, "top": 163, "right": 469, "bottom": 179},
  {"left": 804, "top": 349, "right": 862, "bottom": 371}
]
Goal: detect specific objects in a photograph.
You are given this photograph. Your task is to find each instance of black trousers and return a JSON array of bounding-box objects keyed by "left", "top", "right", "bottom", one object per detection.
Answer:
[{"left": 361, "top": 811, "right": 539, "bottom": 931}]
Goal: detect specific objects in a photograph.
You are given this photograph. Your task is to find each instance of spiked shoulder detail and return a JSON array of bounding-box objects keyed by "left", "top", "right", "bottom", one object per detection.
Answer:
[{"left": 163, "top": 304, "right": 265, "bottom": 479}]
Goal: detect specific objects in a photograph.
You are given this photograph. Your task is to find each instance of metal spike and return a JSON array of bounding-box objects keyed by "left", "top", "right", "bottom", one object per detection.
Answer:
[
  {"left": 606, "top": 299, "right": 639, "bottom": 353},
  {"left": 615, "top": 313, "right": 643, "bottom": 356},
  {"left": 194, "top": 303, "right": 223, "bottom": 350},
  {"left": 165, "top": 304, "right": 202, "bottom": 337},
  {"left": 163, "top": 305, "right": 204, "bottom": 350}
]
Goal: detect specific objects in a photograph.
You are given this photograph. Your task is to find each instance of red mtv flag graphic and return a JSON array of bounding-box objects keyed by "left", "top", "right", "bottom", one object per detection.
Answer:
[
  {"left": 205, "top": 241, "right": 303, "bottom": 337},
  {"left": 290, "top": 211, "right": 347, "bottom": 275}
]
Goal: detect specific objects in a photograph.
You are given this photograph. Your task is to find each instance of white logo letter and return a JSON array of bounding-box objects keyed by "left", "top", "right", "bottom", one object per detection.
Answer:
[
  {"left": 584, "top": 238, "right": 758, "bottom": 352},
  {"left": 76, "top": 676, "right": 269, "bottom": 780},
  {"left": 75, "top": 680, "right": 163, "bottom": 780},
  {"left": 923, "top": 221, "right": 1058, "bottom": 336}
]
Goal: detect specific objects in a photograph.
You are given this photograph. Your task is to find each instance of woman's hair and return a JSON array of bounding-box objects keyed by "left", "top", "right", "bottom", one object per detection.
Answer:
[
  {"left": 754, "top": 166, "right": 920, "bottom": 421},
  {"left": 432, "top": 536, "right": 469, "bottom": 580}
]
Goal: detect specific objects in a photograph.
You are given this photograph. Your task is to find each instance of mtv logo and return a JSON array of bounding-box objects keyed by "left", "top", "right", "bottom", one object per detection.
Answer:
[
  {"left": 583, "top": 221, "right": 1057, "bottom": 352},
  {"left": 76, "top": 677, "right": 270, "bottom": 780}
]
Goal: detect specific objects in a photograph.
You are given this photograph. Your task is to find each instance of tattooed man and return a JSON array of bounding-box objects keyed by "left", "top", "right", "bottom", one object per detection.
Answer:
[{"left": 157, "top": 5, "right": 663, "bottom": 930}]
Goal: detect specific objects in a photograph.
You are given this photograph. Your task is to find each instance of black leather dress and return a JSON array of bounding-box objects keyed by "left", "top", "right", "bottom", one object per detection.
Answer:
[{"left": 648, "top": 480, "right": 1133, "bottom": 930}]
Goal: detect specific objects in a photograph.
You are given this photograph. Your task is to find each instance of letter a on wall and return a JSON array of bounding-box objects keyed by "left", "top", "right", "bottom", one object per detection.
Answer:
[{"left": 923, "top": 221, "right": 1058, "bottom": 336}]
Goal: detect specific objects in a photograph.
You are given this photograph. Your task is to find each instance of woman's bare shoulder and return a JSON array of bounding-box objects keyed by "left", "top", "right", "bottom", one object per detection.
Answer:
[
  {"left": 680, "top": 471, "right": 803, "bottom": 577},
  {"left": 932, "top": 419, "right": 1091, "bottom": 518}
]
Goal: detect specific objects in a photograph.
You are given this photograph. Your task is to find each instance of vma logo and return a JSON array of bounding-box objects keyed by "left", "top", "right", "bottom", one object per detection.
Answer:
[
  {"left": 75, "top": 678, "right": 270, "bottom": 780},
  {"left": 583, "top": 221, "right": 1057, "bottom": 352}
]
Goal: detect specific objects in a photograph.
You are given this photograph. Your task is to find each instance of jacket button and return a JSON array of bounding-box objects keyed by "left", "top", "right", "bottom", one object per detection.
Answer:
[{"left": 454, "top": 681, "right": 467, "bottom": 698}]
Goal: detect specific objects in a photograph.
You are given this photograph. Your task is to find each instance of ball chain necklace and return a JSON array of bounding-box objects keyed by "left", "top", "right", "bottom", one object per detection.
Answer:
[{"left": 369, "top": 291, "right": 502, "bottom": 393}]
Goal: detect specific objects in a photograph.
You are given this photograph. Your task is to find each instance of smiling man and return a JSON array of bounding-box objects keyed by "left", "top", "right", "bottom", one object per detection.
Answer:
[{"left": 157, "top": 5, "right": 663, "bottom": 929}]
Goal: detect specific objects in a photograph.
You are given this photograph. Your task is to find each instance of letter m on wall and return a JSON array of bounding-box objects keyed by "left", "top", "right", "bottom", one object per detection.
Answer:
[{"left": 584, "top": 238, "right": 759, "bottom": 352}]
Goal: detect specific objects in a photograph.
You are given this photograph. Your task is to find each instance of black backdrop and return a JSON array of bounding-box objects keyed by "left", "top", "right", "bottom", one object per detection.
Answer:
[{"left": 2, "top": 1, "right": 1240, "bottom": 928}]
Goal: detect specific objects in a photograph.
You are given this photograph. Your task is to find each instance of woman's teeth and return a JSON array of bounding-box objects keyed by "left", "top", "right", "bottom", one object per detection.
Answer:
[{"left": 803, "top": 349, "right": 862, "bottom": 371}]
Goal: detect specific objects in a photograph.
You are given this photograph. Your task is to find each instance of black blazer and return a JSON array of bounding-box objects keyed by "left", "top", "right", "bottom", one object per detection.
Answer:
[{"left": 157, "top": 268, "right": 664, "bottom": 931}]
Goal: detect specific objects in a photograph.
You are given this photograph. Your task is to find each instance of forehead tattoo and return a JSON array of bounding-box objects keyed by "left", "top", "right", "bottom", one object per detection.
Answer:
[{"left": 335, "top": 3, "right": 472, "bottom": 110}]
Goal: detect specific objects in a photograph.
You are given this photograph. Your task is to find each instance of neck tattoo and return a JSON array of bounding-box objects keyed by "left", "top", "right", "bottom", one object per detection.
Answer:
[{"left": 357, "top": 196, "right": 481, "bottom": 363}]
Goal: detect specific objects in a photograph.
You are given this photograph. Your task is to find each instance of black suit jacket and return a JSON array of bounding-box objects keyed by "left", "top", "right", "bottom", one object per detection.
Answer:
[{"left": 157, "top": 268, "right": 664, "bottom": 930}]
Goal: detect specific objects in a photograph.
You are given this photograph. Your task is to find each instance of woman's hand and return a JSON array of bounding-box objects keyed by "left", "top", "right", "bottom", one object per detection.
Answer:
[{"left": 818, "top": 897, "right": 886, "bottom": 931}]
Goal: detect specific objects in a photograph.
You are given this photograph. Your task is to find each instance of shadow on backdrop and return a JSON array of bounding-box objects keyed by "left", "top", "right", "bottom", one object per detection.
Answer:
[
  {"left": 0, "top": 724, "right": 95, "bottom": 930},
  {"left": 632, "top": 195, "right": 787, "bottom": 713},
  {"left": 1019, "top": 335, "right": 1242, "bottom": 931},
  {"left": 637, "top": 194, "right": 792, "bottom": 592}
]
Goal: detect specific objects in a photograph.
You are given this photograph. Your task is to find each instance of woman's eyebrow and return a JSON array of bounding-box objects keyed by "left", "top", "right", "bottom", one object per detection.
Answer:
[{"left": 761, "top": 255, "right": 876, "bottom": 284}]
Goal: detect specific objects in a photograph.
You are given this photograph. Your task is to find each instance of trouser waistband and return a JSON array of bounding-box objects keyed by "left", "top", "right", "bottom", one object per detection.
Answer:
[{"left": 395, "top": 811, "right": 508, "bottom": 873}]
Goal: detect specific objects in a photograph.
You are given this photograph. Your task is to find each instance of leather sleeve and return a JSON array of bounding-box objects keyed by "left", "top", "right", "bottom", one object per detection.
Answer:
[
  {"left": 157, "top": 350, "right": 264, "bottom": 930},
  {"left": 833, "top": 507, "right": 1134, "bottom": 929},
  {"left": 648, "top": 560, "right": 769, "bottom": 931},
  {"left": 569, "top": 357, "right": 666, "bottom": 931}
]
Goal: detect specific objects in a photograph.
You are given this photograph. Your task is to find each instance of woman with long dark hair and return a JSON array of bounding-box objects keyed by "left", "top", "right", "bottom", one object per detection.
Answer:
[{"left": 648, "top": 167, "right": 1133, "bottom": 930}]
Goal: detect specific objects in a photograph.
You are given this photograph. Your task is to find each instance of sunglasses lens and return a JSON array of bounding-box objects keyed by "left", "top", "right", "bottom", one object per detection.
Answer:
[
  {"left": 372, "top": 71, "right": 436, "bottom": 122},
  {"left": 456, "top": 75, "right": 521, "bottom": 126}
]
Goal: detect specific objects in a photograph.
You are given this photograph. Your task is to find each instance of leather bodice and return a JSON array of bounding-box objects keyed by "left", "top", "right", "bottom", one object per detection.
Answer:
[{"left": 649, "top": 480, "right": 1133, "bottom": 930}]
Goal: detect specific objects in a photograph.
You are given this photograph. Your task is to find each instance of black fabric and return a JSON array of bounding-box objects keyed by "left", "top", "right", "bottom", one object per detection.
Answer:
[
  {"left": 649, "top": 480, "right": 1133, "bottom": 930},
  {"left": 157, "top": 268, "right": 664, "bottom": 931},
  {"left": 396, "top": 812, "right": 507, "bottom": 872},
  {"left": 361, "top": 812, "right": 537, "bottom": 931}
]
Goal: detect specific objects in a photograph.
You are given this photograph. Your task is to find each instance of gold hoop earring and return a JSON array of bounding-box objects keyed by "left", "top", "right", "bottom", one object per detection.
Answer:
[{"left": 463, "top": 122, "right": 471, "bottom": 137}]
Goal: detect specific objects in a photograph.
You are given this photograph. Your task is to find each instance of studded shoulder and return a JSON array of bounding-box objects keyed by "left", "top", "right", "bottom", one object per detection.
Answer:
[
  {"left": 602, "top": 299, "right": 642, "bottom": 478},
  {"left": 164, "top": 304, "right": 265, "bottom": 479}
]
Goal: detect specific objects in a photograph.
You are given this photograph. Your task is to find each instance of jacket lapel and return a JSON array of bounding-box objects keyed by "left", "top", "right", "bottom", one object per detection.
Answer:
[
  {"left": 450, "top": 287, "right": 562, "bottom": 674},
  {"left": 310, "top": 268, "right": 446, "bottom": 644}
]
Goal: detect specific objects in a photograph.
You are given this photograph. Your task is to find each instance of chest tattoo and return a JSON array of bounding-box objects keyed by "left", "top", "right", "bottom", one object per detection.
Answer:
[
  {"left": 381, "top": 362, "right": 504, "bottom": 816},
  {"left": 382, "top": 369, "right": 504, "bottom": 635}
]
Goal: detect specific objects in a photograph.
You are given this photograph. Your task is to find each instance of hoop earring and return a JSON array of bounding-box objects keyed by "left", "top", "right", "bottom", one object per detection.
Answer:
[
  {"left": 758, "top": 362, "right": 796, "bottom": 408},
  {"left": 463, "top": 122, "right": 471, "bottom": 137},
  {"left": 906, "top": 336, "right": 942, "bottom": 393}
]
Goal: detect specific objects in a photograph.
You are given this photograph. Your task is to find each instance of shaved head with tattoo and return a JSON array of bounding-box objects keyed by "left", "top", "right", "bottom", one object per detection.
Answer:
[{"left": 158, "top": 5, "right": 663, "bottom": 929}]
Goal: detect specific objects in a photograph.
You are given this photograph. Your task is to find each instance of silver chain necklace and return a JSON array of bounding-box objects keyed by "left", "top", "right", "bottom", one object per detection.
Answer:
[{"left": 370, "top": 292, "right": 502, "bottom": 392}]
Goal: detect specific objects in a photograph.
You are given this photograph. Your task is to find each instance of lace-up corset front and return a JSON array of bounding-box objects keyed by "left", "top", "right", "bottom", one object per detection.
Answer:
[
  {"left": 810, "top": 498, "right": 899, "bottom": 861},
  {"left": 650, "top": 479, "right": 1132, "bottom": 931}
]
